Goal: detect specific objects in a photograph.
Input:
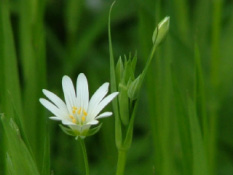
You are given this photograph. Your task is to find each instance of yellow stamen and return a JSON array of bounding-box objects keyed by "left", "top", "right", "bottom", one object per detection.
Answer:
[
  {"left": 72, "top": 106, "right": 77, "bottom": 110},
  {"left": 69, "top": 115, "right": 74, "bottom": 119},
  {"left": 82, "top": 116, "right": 85, "bottom": 122},
  {"left": 72, "top": 118, "right": 77, "bottom": 123},
  {"left": 72, "top": 106, "right": 77, "bottom": 114},
  {"left": 78, "top": 108, "right": 81, "bottom": 115},
  {"left": 83, "top": 110, "right": 88, "bottom": 116}
]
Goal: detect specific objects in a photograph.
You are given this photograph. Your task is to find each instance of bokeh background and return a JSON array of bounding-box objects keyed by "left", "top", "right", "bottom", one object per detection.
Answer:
[{"left": 1, "top": 0, "right": 233, "bottom": 174}]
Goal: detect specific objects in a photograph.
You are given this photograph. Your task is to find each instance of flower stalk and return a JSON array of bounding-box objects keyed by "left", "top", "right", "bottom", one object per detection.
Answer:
[
  {"left": 116, "top": 150, "right": 127, "bottom": 175},
  {"left": 79, "top": 139, "right": 89, "bottom": 175}
]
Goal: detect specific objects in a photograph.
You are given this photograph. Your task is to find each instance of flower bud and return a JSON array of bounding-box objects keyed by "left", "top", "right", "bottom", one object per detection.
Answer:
[
  {"left": 128, "top": 75, "right": 142, "bottom": 100},
  {"left": 152, "top": 16, "right": 170, "bottom": 46}
]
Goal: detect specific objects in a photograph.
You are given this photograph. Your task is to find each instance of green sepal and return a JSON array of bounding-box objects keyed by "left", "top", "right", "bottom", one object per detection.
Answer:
[
  {"left": 152, "top": 26, "right": 158, "bottom": 45},
  {"left": 128, "top": 74, "right": 142, "bottom": 100},
  {"left": 59, "top": 124, "right": 76, "bottom": 137},
  {"left": 115, "top": 56, "right": 124, "bottom": 86},
  {"left": 86, "top": 123, "right": 102, "bottom": 137},
  {"left": 122, "top": 59, "right": 133, "bottom": 84},
  {"left": 118, "top": 83, "right": 129, "bottom": 126}
]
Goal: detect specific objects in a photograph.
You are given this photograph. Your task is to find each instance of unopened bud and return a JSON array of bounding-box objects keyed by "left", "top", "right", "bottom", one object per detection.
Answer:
[{"left": 152, "top": 16, "right": 170, "bottom": 45}]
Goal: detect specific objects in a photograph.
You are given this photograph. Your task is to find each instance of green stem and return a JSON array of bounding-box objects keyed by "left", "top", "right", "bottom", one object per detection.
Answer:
[
  {"left": 142, "top": 43, "right": 158, "bottom": 80},
  {"left": 116, "top": 150, "right": 127, "bottom": 175},
  {"left": 79, "top": 139, "right": 89, "bottom": 175}
]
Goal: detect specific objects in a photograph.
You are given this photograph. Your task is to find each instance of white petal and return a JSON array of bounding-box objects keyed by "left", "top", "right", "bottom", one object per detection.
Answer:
[
  {"left": 42, "top": 89, "right": 68, "bottom": 114},
  {"left": 40, "top": 98, "right": 64, "bottom": 118},
  {"left": 88, "top": 82, "right": 109, "bottom": 116},
  {"left": 62, "top": 76, "right": 77, "bottom": 114},
  {"left": 76, "top": 73, "right": 89, "bottom": 111},
  {"left": 61, "top": 119, "right": 76, "bottom": 126},
  {"left": 49, "top": 116, "right": 63, "bottom": 121},
  {"left": 86, "top": 120, "right": 99, "bottom": 125},
  {"left": 96, "top": 112, "right": 112, "bottom": 119},
  {"left": 92, "top": 92, "right": 119, "bottom": 117}
]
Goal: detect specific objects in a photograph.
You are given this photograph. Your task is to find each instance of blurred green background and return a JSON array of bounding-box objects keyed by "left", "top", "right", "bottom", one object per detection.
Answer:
[{"left": 0, "top": 0, "right": 233, "bottom": 174}]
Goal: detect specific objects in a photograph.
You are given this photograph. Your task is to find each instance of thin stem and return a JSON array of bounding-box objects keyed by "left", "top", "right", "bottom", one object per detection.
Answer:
[
  {"left": 142, "top": 43, "right": 158, "bottom": 80},
  {"left": 79, "top": 139, "right": 89, "bottom": 175},
  {"left": 116, "top": 150, "right": 127, "bottom": 175}
]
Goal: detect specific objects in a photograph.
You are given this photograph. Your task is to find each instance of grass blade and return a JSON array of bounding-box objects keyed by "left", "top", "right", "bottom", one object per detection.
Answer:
[
  {"left": 1, "top": 115, "right": 40, "bottom": 175},
  {"left": 187, "top": 97, "right": 209, "bottom": 175},
  {"left": 108, "top": 1, "right": 122, "bottom": 148}
]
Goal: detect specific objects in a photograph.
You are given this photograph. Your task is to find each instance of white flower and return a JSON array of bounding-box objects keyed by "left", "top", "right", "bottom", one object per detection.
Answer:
[{"left": 39, "top": 73, "right": 118, "bottom": 139}]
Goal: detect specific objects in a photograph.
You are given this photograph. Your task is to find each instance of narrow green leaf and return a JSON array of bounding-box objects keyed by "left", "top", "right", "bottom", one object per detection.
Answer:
[
  {"left": 171, "top": 68, "right": 192, "bottom": 174},
  {"left": 109, "top": 1, "right": 117, "bottom": 93},
  {"left": 108, "top": 1, "right": 122, "bottom": 148},
  {"left": 194, "top": 43, "right": 207, "bottom": 137},
  {"left": 41, "top": 125, "right": 50, "bottom": 175},
  {"left": 6, "top": 153, "right": 15, "bottom": 175},
  {"left": 65, "top": 0, "right": 83, "bottom": 45},
  {"left": 122, "top": 101, "right": 138, "bottom": 150},
  {"left": 0, "top": 0, "right": 23, "bottom": 121},
  {"left": 173, "top": 0, "right": 190, "bottom": 44},
  {"left": 1, "top": 115, "right": 40, "bottom": 175},
  {"left": 187, "top": 97, "right": 209, "bottom": 175},
  {"left": 19, "top": 1, "right": 48, "bottom": 173},
  {"left": 0, "top": 3, "right": 24, "bottom": 173}
]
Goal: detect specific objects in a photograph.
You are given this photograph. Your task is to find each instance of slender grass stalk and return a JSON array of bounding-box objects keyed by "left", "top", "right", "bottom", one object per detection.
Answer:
[
  {"left": 65, "top": 0, "right": 83, "bottom": 47},
  {"left": 18, "top": 0, "right": 48, "bottom": 173},
  {"left": 0, "top": 1, "right": 24, "bottom": 173},
  {"left": 0, "top": 0, "right": 23, "bottom": 125},
  {"left": 211, "top": 0, "right": 222, "bottom": 87},
  {"left": 108, "top": 2, "right": 122, "bottom": 150},
  {"left": 1, "top": 115, "right": 40, "bottom": 175},
  {"left": 208, "top": 1, "right": 223, "bottom": 175},
  {"left": 173, "top": 0, "right": 189, "bottom": 45},
  {"left": 194, "top": 0, "right": 210, "bottom": 50},
  {"left": 79, "top": 139, "right": 89, "bottom": 175},
  {"left": 194, "top": 43, "right": 208, "bottom": 146},
  {"left": 187, "top": 97, "right": 209, "bottom": 175},
  {"left": 138, "top": 1, "right": 161, "bottom": 173},
  {"left": 172, "top": 70, "right": 192, "bottom": 175}
]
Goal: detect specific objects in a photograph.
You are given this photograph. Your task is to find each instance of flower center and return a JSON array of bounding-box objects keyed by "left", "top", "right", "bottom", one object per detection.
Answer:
[{"left": 69, "top": 106, "right": 88, "bottom": 124}]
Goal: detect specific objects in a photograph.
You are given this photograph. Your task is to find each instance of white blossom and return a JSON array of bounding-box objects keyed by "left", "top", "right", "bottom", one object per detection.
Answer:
[{"left": 40, "top": 73, "right": 118, "bottom": 139}]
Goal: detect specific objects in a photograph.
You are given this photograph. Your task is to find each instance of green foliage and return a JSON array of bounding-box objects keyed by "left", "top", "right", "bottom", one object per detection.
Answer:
[
  {"left": 1, "top": 115, "right": 40, "bottom": 175},
  {"left": 187, "top": 98, "right": 209, "bottom": 175},
  {"left": 0, "top": 0, "right": 233, "bottom": 174}
]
